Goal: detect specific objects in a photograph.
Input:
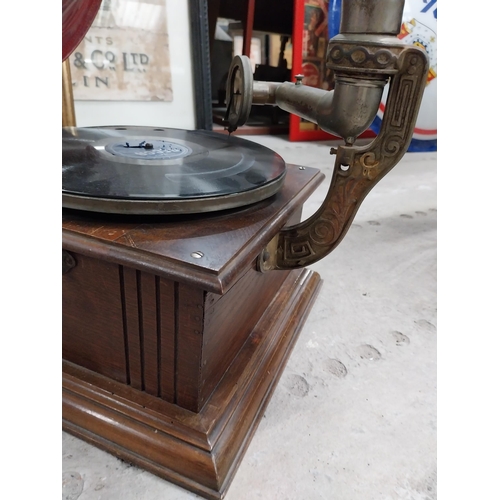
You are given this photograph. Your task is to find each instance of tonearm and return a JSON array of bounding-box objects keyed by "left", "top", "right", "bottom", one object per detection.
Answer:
[{"left": 225, "top": 0, "right": 429, "bottom": 271}]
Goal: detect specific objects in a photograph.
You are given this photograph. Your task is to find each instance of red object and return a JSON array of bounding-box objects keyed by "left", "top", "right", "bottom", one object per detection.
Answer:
[
  {"left": 301, "top": 62, "right": 320, "bottom": 87},
  {"left": 242, "top": 0, "right": 256, "bottom": 57},
  {"left": 62, "top": 0, "right": 102, "bottom": 61}
]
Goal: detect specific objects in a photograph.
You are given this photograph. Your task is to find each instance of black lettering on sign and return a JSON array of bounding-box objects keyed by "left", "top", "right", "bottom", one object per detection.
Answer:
[
  {"left": 122, "top": 52, "right": 150, "bottom": 72},
  {"left": 105, "top": 51, "right": 116, "bottom": 70},
  {"left": 91, "top": 50, "right": 105, "bottom": 69},
  {"left": 123, "top": 52, "right": 132, "bottom": 71},
  {"left": 95, "top": 76, "right": 109, "bottom": 88},
  {"left": 73, "top": 52, "right": 86, "bottom": 69}
]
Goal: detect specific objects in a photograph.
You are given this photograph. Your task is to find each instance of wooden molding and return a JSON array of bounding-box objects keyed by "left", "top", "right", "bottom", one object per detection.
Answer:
[{"left": 63, "top": 268, "right": 321, "bottom": 499}]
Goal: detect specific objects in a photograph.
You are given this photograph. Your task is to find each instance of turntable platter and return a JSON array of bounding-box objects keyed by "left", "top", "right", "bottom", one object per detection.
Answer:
[{"left": 62, "top": 126, "right": 287, "bottom": 214}]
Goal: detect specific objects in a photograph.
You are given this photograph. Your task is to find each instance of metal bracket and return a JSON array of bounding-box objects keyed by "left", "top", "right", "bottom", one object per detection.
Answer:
[
  {"left": 62, "top": 250, "right": 76, "bottom": 275},
  {"left": 258, "top": 46, "right": 429, "bottom": 271}
]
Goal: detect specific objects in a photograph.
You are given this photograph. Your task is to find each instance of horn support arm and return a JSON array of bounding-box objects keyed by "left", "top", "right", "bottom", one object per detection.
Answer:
[{"left": 259, "top": 46, "right": 429, "bottom": 271}]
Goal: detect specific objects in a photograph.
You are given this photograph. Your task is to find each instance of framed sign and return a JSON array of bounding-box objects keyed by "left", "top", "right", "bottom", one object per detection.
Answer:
[
  {"left": 289, "top": 0, "right": 376, "bottom": 142},
  {"left": 70, "top": 0, "right": 212, "bottom": 130},
  {"left": 70, "top": 0, "right": 173, "bottom": 102}
]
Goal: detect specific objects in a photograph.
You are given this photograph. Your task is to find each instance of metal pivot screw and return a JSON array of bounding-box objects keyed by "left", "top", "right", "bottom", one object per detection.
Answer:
[
  {"left": 62, "top": 250, "right": 76, "bottom": 274},
  {"left": 191, "top": 251, "right": 204, "bottom": 259},
  {"left": 294, "top": 74, "right": 304, "bottom": 85}
]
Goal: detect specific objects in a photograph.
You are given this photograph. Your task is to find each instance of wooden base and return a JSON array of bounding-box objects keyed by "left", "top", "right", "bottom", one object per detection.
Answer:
[
  {"left": 62, "top": 165, "right": 324, "bottom": 498},
  {"left": 63, "top": 268, "right": 320, "bottom": 499}
]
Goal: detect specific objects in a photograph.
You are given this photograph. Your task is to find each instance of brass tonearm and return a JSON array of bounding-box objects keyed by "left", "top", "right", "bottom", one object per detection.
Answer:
[{"left": 225, "top": 0, "right": 429, "bottom": 271}]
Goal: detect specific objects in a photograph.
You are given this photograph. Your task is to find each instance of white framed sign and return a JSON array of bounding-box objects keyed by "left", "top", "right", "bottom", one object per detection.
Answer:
[
  {"left": 70, "top": 0, "right": 173, "bottom": 102},
  {"left": 72, "top": 0, "right": 198, "bottom": 130}
]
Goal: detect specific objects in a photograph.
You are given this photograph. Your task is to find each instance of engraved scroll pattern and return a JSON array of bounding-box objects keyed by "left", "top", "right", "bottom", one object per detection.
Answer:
[
  {"left": 326, "top": 42, "right": 405, "bottom": 75},
  {"left": 276, "top": 48, "right": 428, "bottom": 269}
]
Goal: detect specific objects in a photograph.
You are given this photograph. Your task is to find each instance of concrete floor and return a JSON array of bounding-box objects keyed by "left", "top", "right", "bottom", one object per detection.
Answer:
[{"left": 62, "top": 134, "right": 437, "bottom": 500}]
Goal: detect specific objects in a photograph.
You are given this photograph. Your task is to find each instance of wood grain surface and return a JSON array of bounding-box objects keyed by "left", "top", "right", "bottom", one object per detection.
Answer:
[
  {"left": 63, "top": 268, "right": 321, "bottom": 499},
  {"left": 62, "top": 165, "right": 324, "bottom": 293},
  {"left": 62, "top": 164, "right": 323, "bottom": 497}
]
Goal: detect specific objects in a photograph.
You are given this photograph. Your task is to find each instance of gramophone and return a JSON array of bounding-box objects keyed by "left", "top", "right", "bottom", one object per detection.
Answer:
[{"left": 62, "top": 1, "right": 428, "bottom": 498}]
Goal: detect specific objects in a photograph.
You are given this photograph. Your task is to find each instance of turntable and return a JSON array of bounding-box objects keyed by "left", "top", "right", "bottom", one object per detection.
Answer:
[{"left": 62, "top": 1, "right": 428, "bottom": 498}]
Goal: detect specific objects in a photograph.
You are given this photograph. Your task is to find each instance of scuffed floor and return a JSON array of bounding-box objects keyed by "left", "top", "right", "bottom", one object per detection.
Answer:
[{"left": 63, "top": 135, "right": 437, "bottom": 500}]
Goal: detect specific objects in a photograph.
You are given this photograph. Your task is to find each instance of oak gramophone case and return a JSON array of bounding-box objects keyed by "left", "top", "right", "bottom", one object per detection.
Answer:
[{"left": 62, "top": 1, "right": 428, "bottom": 498}]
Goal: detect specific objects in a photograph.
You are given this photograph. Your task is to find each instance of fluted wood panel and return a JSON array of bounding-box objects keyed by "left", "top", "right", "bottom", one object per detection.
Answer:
[
  {"left": 158, "top": 278, "right": 176, "bottom": 402},
  {"left": 62, "top": 256, "right": 128, "bottom": 383},
  {"left": 121, "top": 267, "right": 142, "bottom": 390},
  {"left": 63, "top": 256, "right": 205, "bottom": 410},
  {"left": 176, "top": 285, "right": 205, "bottom": 410},
  {"left": 141, "top": 272, "right": 160, "bottom": 396}
]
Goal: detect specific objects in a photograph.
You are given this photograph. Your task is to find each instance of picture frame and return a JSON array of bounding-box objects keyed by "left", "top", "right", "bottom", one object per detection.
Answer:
[{"left": 70, "top": 0, "right": 212, "bottom": 131}]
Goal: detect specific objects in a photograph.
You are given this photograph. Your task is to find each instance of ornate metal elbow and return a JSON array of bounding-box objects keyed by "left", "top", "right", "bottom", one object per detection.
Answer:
[
  {"left": 258, "top": 45, "right": 428, "bottom": 271},
  {"left": 224, "top": 0, "right": 430, "bottom": 271}
]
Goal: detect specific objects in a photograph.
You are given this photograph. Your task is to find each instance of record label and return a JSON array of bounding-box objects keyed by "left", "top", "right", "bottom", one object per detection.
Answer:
[{"left": 105, "top": 140, "right": 192, "bottom": 160}]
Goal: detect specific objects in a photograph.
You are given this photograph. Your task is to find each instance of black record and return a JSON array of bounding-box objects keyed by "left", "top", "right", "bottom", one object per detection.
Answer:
[{"left": 62, "top": 126, "right": 287, "bottom": 215}]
